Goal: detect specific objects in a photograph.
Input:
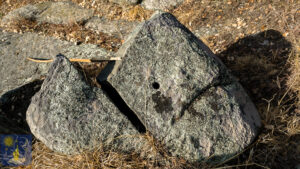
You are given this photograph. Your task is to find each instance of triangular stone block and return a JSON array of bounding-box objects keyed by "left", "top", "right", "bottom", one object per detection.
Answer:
[
  {"left": 98, "top": 11, "right": 261, "bottom": 163},
  {"left": 26, "top": 54, "right": 146, "bottom": 154}
]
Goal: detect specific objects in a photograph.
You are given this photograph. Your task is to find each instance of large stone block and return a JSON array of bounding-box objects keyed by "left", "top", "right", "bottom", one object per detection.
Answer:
[{"left": 98, "top": 11, "right": 261, "bottom": 163}]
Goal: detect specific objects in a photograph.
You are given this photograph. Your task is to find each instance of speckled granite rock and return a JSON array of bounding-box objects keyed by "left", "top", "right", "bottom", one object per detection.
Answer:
[
  {"left": 164, "top": 83, "right": 261, "bottom": 162},
  {"left": 142, "top": 0, "right": 184, "bottom": 10},
  {"left": 26, "top": 55, "right": 146, "bottom": 154},
  {"left": 1, "top": 1, "right": 93, "bottom": 26},
  {"left": 98, "top": 11, "right": 261, "bottom": 163}
]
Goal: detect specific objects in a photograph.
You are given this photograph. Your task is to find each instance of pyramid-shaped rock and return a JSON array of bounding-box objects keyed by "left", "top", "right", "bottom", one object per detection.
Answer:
[
  {"left": 98, "top": 11, "right": 261, "bottom": 163},
  {"left": 26, "top": 54, "right": 146, "bottom": 154}
]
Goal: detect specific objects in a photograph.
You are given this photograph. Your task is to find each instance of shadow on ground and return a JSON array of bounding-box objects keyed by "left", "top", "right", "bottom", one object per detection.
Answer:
[
  {"left": 214, "top": 29, "right": 298, "bottom": 169},
  {"left": 217, "top": 29, "right": 293, "bottom": 104},
  {"left": 0, "top": 80, "right": 43, "bottom": 134}
]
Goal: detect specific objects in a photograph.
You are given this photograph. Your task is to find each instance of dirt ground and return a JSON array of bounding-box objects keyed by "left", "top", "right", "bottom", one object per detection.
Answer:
[{"left": 0, "top": 0, "right": 299, "bottom": 168}]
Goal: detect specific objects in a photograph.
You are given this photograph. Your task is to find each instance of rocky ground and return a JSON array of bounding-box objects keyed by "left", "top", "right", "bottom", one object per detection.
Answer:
[{"left": 0, "top": 0, "right": 299, "bottom": 169}]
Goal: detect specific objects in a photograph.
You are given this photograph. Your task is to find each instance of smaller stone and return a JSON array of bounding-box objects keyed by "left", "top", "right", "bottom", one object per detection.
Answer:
[
  {"left": 36, "top": 1, "right": 94, "bottom": 25},
  {"left": 1, "top": 1, "right": 94, "bottom": 26},
  {"left": 85, "top": 17, "right": 139, "bottom": 39},
  {"left": 109, "top": 0, "right": 140, "bottom": 6},
  {"left": 0, "top": 3, "right": 48, "bottom": 26},
  {"left": 193, "top": 27, "right": 218, "bottom": 39},
  {"left": 142, "top": 0, "right": 184, "bottom": 10},
  {"left": 26, "top": 54, "right": 146, "bottom": 154}
]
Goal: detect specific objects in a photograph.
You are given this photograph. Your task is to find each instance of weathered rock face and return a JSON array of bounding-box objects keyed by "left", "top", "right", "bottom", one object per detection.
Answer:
[
  {"left": 0, "top": 31, "right": 112, "bottom": 97},
  {"left": 1, "top": 1, "right": 93, "bottom": 26},
  {"left": 141, "top": 0, "right": 184, "bottom": 10},
  {"left": 26, "top": 55, "right": 146, "bottom": 154},
  {"left": 98, "top": 11, "right": 261, "bottom": 163},
  {"left": 164, "top": 83, "right": 261, "bottom": 162},
  {"left": 85, "top": 17, "right": 139, "bottom": 39}
]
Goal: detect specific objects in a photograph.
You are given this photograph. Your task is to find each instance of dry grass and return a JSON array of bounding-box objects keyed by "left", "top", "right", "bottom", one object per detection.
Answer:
[
  {"left": 0, "top": 0, "right": 153, "bottom": 21},
  {"left": 215, "top": 28, "right": 299, "bottom": 168},
  {"left": 14, "top": 132, "right": 200, "bottom": 169},
  {"left": 2, "top": 18, "right": 122, "bottom": 52},
  {"left": 0, "top": 0, "right": 299, "bottom": 168},
  {"left": 288, "top": 52, "right": 300, "bottom": 106},
  {"left": 73, "top": 61, "right": 108, "bottom": 88},
  {"left": 0, "top": 0, "right": 153, "bottom": 51}
]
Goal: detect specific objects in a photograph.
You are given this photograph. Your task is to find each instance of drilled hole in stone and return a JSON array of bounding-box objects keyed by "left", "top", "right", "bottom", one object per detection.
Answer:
[{"left": 152, "top": 82, "right": 160, "bottom": 89}]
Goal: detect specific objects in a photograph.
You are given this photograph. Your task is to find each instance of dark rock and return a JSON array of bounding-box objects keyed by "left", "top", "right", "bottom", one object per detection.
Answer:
[
  {"left": 85, "top": 16, "right": 139, "bottom": 39},
  {"left": 26, "top": 55, "right": 146, "bottom": 154},
  {"left": 1, "top": 1, "right": 93, "bottom": 26},
  {"left": 98, "top": 11, "right": 261, "bottom": 163},
  {"left": 141, "top": 0, "right": 184, "bottom": 10}
]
